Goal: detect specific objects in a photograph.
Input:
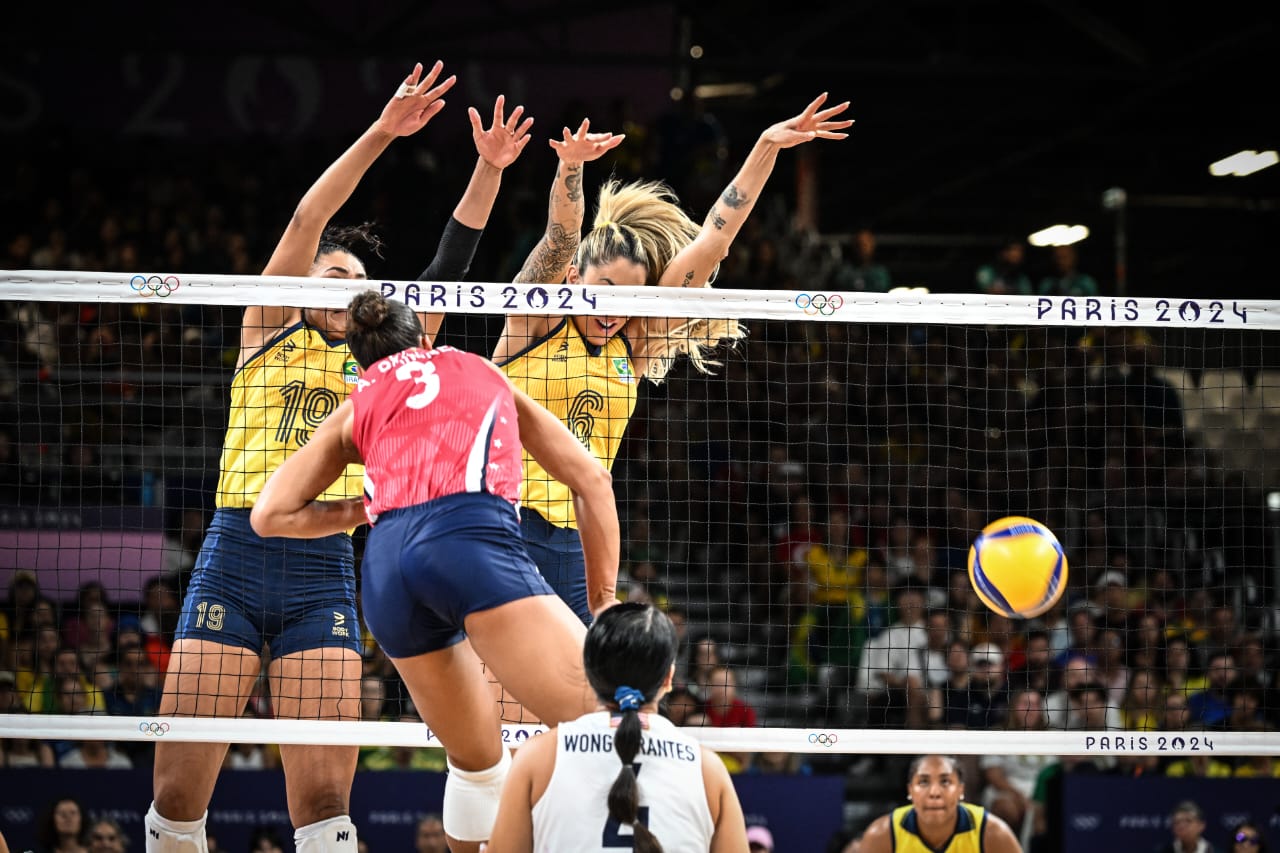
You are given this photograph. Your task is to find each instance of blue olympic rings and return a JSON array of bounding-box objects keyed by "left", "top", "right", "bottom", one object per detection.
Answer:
[
  {"left": 130, "top": 274, "right": 180, "bottom": 297},
  {"left": 808, "top": 732, "right": 838, "bottom": 746},
  {"left": 139, "top": 721, "right": 171, "bottom": 736},
  {"left": 794, "top": 293, "right": 844, "bottom": 316}
]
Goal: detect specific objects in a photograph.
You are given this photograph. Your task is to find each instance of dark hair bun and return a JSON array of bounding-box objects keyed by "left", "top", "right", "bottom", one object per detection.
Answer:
[{"left": 348, "top": 290, "right": 389, "bottom": 334}]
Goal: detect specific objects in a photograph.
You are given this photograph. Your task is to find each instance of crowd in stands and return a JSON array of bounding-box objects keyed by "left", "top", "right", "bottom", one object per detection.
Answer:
[{"left": 0, "top": 101, "right": 1276, "bottom": 853}]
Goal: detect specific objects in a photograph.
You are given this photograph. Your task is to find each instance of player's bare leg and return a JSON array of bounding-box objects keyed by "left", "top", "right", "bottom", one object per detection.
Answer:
[
  {"left": 269, "top": 647, "right": 362, "bottom": 829},
  {"left": 149, "top": 639, "right": 260, "bottom": 853}
]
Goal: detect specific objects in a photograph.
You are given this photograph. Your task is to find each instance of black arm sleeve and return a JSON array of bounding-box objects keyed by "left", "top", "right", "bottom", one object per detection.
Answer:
[{"left": 417, "top": 216, "right": 484, "bottom": 282}]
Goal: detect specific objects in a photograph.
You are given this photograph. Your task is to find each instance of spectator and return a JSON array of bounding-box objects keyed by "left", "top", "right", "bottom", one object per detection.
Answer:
[
  {"left": 3, "top": 734, "right": 55, "bottom": 768},
  {"left": 1094, "top": 626, "right": 1130, "bottom": 707},
  {"left": 942, "top": 642, "right": 1009, "bottom": 730},
  {"left": 981, "top": 689, "right": 1052, "bottom": 832},
  {"left": 1162, "top": 691, "right": 1193, "bottom": 732},
  {"left": 690, "top": 636, "right": 724, "bottom": 691},
  {"left": 1120, "top": 668, "right": 1164, "bottom": 731},
  {"left": 1227, "top": 822, "right": 1267, "bottom": 853},
  {"left": 224, "top": 741, "right": 269, "bottom": 770},
  {"left": 247, "top": 826, "right": 286, "bottom": 853},
  {"left": 747, "top": 825, "right": 775, "bottom": 853},
  {"left": 833, "top": 228, "right": 892, "bottom": 293},
  {"left": 1159, "top": 801, "right": 1219, "bottom": 853},
  {"left": 86, "top": 820, "right": 127, "bottom": 853},
  {"left": 1054, "top": 607, "right": 1099, "bottom": 668},
  {"left": 104, "top": 648, "right": 162, "bottom": 717},
  {"left": 1008, "top": 629, "right": 1054, "bottom": 694},
  {"left": 359, "top": 675, "right": 388, "bottom": 722},
  {"left": 703, "top": 666, "right": 758, "bottom": 728},
  {"left": 59, "top": 740, "right": 132, "bottom": 769},
  {"left": 1234, "top": 634, "right": 1279, "bottom": 727},
  {"left": 1165, "top": 754, "right": 1233, "bottom": 778},
  {"left": 661, "top": 684, "right": 703, "bottom": 726},
  {"left": 927, "top": 638, "right": 971, "bottom": 728},
  {"left": 975, "top": 239, "right": 1032, "bottom": 295},
  {"left": 1038, "top": 244, "right": 1098, "bottom": 297},
  {"left": 1188, "top": 650, "right": 1237, "bottom": 728},
  {"left": 918, "top": 609, "right": 953, "bottom": 689},
  {"left": 703, "top": 665, "right": 757, "bottom": 773},
  {"left": 414, "top": 815, "right": 447, "bottom": 853},
  {"left": 1161, "top": 634, "right": 1197, "bottom": 698},
  {"left": 37, "top": 797, "right": 87, "bottom": 853},
  {"left": 856, "top": 586, "right": 928, "bottom": 728},
  {"left": 1066, "top": 680, "right": 1115, "bottom": 730}
]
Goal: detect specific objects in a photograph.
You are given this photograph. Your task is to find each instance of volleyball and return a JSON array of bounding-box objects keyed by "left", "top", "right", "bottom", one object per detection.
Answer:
[{"left": 967, "top": 516, "right": 1068, "bottom": 619}]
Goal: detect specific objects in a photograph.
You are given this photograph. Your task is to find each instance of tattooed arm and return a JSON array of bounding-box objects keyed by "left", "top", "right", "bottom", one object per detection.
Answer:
[
  {"left": 492, "top": 120, "right": 623, "bottom": 363},
  {"left": 656, "top": 92, "right": 852, "bottom": 290}
]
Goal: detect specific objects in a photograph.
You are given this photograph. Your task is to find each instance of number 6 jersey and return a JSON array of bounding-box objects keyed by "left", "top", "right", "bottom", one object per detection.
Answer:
[
  {"left": 217, "top": 322, "right": 364, "bottom": 508},
  {"left": 350, "top": 345, "right": 523, "bottom": 521}
]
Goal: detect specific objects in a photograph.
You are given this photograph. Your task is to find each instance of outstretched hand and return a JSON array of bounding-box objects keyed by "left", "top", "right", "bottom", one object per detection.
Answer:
[
  {"left": 761, "top": 93, "right": 853, "bottom": 149},
  {"left": 376, "top": 61, "right": 457, "bottom": 138},
  {"left": 469, "top": 95, "right": 535, "bottom": 169},
  {"left": 549, "top": 118, "right": 625, "bottom": 163}
]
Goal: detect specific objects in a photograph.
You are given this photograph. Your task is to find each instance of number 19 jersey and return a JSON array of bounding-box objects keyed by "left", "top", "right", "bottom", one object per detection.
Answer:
[
  {"left": 350, "top": 346, "right": 523, "bottom": 521},
  {"left": 217, "top": 323, "right": 363, "bottom": 509}
]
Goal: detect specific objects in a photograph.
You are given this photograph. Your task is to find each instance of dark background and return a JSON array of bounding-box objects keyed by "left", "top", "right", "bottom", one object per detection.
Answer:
[{"left": 2, "top": 0, "right": 1277, "bottom": 298}]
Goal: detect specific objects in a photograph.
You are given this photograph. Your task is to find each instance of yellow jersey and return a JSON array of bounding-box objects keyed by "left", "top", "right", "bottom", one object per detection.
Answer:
[
  {"left": 890, "top": 803, "right": 987, "bottom": 853},
  {"left": 499, "top": 319, "right": 637, "bottom": 529},
  {"left": 216, "top": 322, "right": 363, "bottom": 509}
]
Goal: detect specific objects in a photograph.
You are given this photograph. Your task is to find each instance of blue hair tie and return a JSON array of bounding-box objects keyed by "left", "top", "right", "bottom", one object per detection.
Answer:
[{"left": 614, "top": 686, "right": 645, "bottom": 712}]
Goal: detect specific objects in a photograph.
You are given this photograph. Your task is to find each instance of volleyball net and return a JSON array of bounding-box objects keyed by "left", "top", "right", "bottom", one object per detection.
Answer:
[{"left": 1, "top": 271, "right": 1278, "bottom": 761}]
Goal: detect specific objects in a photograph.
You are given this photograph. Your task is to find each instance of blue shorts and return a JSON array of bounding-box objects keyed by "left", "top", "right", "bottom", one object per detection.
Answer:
[
  {"left": 176, "top": 508, "right": 358, "bottom": 659},
  {"left": 520, "top": 508, "right": 589, "bottom": 625},
  {"left": 361, "top": 492, "right": 555, "bottom": 658}
]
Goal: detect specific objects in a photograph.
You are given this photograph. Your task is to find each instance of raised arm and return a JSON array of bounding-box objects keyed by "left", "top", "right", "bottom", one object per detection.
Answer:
[
  {"left": 493, "top": 121, "right": 623, "bottom": 361},
  {"left": 417, "top": 94, "right": 535, "bottom": 344},
  {"left": 510, "top": 385, "right": 619, "bottom": 616},
  {"left": 243, "top": 62, "right": 455, "bottom": 351},
  {"left": 658, "top": 93, "right": 852, "bottom": 290},
  {"left": 250, "top": 400, "right": 366, "bottom": 539}
]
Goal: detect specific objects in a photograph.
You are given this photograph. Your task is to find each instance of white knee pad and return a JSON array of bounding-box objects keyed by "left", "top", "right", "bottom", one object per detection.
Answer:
[
  {"left": 145, "top": 804, "right": 208, "bottom": 853},
  {"left": 443, "top": 749, "right": 513, "bottom": 842},
  {"left": 294, "top": 815, "right": 358, "bottom": 853}
]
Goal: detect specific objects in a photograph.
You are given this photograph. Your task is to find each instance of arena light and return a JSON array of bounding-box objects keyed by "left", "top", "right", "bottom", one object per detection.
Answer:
[
  {"left": 1028, "top": 224, "right": 1089, "bottom": 247},
  {"left": 692, "top": 82, "right": 758, "bottom": 99},
  {"left": 1209, "top": 150, "right": 1278, "bottom": 177}
]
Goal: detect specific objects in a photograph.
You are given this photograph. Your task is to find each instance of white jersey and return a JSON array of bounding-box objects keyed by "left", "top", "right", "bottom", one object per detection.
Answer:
[{"left": 532, "top": 711, "right": 716, "bottom": 852}]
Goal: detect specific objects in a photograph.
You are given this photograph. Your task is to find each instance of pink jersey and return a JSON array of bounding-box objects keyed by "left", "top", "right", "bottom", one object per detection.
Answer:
[{"left": 350, "top": 346, "right": 523, "bottom": 522}]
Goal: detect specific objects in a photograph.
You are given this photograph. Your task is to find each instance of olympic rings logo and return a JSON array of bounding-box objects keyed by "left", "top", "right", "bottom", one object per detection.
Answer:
[
  {"left": 794, "top": 293, "right": 844, "bottom": 316},
  {"left": 130, "top": 274, "right": 180, "bottom": 297},
  {"left": 808, "top": 732, "right": 839, "bottom": 746},
  {"left": 139, "top": 721, "right": 171, "bottom": 736}
]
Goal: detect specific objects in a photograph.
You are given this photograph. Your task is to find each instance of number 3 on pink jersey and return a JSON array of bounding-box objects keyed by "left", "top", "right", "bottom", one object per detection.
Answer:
[{"left": 395, "top": 361, "right": 440, "bottom": 409}]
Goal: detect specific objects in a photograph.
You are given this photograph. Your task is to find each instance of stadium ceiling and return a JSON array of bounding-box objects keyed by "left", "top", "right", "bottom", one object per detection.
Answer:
[{"left": 9, "top": 0, "right": 1278, "bottom": 293}]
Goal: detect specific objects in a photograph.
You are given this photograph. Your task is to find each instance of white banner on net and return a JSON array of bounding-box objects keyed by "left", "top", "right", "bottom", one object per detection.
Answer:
[
  {"left": 2, "top": 715, "right": 1275, "bottom": 756},
  {"left": 1, "top": 269, "right": 1277, "bottom": 328}
]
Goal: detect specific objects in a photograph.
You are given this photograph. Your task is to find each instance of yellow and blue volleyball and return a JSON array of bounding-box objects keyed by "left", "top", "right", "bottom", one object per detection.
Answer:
[{"left": 968, "top": 516, "right": 1068, "bottom": 619}]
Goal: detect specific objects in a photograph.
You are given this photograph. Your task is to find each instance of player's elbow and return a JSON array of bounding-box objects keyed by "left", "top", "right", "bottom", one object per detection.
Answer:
[
  {"left": 581, "top": 462, "right": 613, "bottom": 499},
  {"left": 249, "top": 502, "right": 285, "bottom": 539}
]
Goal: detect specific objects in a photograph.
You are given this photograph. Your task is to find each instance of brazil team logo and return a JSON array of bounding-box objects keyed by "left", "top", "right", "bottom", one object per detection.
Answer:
[
  {"left": 342, "top": 360, "right": 360, "bottom": 383},
  {"left": 612, "top": 357, "right": 635, "bottom": 382}
]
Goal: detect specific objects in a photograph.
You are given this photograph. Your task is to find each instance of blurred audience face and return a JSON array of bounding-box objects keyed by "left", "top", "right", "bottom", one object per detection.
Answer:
[
  {"left": 1206, "top": 653, "right": 1237, "bottom": 692},
  {"left": 89, "top": 821, "right": 125, "bottom": 853},
  {"left": 1008, "top": 690, "right": 1046, "bottom": 730},
  {"left": 415, "top": 817, "right": 447, "bottom": 853},
  {"left": 703, "top": 666, "right": 737, "bottom": 713},
  {"left": 1171, "top": 806, "right": 1206, "bottom": 847},
  {"left": 53, "top": 798, "right": 82, "bottom": 838},
  {"left": 1163, "top": 693, "right": 1191, "bottom": 730}
]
